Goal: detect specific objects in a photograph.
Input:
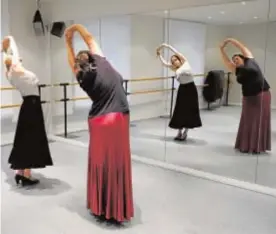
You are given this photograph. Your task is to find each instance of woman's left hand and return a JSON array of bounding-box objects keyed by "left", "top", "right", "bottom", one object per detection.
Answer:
[{"left": 1, "top": 37, "right": 10, "bottom": 53}]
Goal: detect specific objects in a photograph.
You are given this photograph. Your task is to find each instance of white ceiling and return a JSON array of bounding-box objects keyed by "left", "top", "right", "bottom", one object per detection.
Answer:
[
  {"left": 145, "top": 0, "right": 275, "bottom": 25},
  {"left": 41, "top": 0, "right": 256, "bottom": 22}
]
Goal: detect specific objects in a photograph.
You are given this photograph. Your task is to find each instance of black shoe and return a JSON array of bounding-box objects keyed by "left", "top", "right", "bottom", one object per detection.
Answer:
[
  {"left": 15, "top": 174, "right": 22, "bottom": 185},
  {"left": 20, "top": 176, "right": 39, "bottom": 186}
]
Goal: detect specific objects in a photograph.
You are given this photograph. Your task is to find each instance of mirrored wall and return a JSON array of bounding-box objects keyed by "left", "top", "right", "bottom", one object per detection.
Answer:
[{"left": 43, "top": 0, "right": 275, "bottom": 189}]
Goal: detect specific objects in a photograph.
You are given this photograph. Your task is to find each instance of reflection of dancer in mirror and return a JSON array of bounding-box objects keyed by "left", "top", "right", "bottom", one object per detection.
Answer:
[
  {"left": 157, "top": 43, "right": 202, "bottom": 141},
  {"left": 220, "top": 38, "right": 271, "bottom": 154},
  {"left": 1, "top": 36, "right": 53, "bottom": 186},
  {"left": 65, "top": 24, "right": 134, "bottom": 224}
]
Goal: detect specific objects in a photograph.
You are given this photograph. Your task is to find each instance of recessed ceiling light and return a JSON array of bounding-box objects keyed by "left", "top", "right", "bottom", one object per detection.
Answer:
[
  {"left": 220, "top": 11, "right": 225, "bottom": 14},
  {"left": 164, "top": 10, "right": 168, "bottom": 14},
  {"left": 241, "top": 1, "right": 246, "bottom": 5},
  {"left": 239, "top": 22, "right": 244, "bottom": 24},
  {"left": 253, "top": 16, "right": 258, "bottom": 19},
  {"left": 208, "top": 16, "right": 212, "bottom": 19}
]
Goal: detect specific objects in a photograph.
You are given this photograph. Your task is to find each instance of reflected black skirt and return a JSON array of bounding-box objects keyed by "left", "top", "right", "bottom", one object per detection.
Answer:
[
  {"left": 169, "top": 82, "right": 202, "bottom": 129},
  {"left": 8, "top": 95, "right": 53, "bottom": 170}
]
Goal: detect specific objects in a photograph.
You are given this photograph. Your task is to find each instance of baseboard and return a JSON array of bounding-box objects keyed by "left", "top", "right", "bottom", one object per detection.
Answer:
[{"left": 49, "top": 134, "right": 276, "bottom": 198}]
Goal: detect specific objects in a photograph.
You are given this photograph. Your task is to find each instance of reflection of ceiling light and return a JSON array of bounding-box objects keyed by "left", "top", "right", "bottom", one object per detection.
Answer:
[
  {"left": 241, "top": 1, "right": 246, "bottom": 5},
  {"left": 220, "top": 11, "right": 225, "bottom": 14},
  {"left": 164, "top": 10, "right": 168, "bottom": 14},
  {"left": 239, "top": 22, "right": 244, "bottom": 24},
  {"left": 253, "top": 16, "right": 258, "bottom": 19},
  {"left": 208, "top": 16, "right": 212, "bottom": 19}
]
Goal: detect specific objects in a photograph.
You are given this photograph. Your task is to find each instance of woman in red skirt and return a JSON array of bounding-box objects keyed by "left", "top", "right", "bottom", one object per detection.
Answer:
[
  {"left": 220, "top": 38, "right": 271, "bottom": 154},
  {"left": 65, "top": 24, "right": 134, "bottom": 223}
]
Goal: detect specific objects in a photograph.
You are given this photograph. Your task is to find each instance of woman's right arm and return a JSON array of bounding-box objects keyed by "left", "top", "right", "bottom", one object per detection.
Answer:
[
  {"left": 156, "top": 45, "right": 172, "bottom": 68},
  {"left": 226, "top": 38, "right": 253, "bottom": 58},
  {"left": 2, "top": 36, "right": 20, "bottom": 66},
  {"left": 65, "top": 28, "right": 78, "bottom": 74},
  {"left": 220, "top": 42, "right": 235, "bottom": 72},
  {"left": 164, "top": 44, "right": 187, "bottom": 64},
  {"left": 71, "top": 24, "right": 104, "bottom": 57}
]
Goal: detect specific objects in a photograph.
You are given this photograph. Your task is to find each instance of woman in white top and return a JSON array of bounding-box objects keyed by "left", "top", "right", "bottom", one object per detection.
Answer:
[
  {"left": 157, "top": 43, "right": 202, "bottom": 141},
  {"left": 1, "top": 36, "right": 53, "bottom": 186}
]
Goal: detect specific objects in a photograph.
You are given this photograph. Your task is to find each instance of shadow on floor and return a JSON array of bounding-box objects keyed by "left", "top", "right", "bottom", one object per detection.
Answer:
[
  {"left": 61, "top": 192, "right": 142, "bottom": 230},
  {"left": 5, "top": 174, "right": 72, "bottom": 196},
  {"left": 1, "top": 145, "right": 71, "bottom": 196}
]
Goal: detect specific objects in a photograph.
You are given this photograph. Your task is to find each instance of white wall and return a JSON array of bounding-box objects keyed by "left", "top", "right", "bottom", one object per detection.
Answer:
[{"left": 129, "top": 15, "right": 165, "bottom": 120}]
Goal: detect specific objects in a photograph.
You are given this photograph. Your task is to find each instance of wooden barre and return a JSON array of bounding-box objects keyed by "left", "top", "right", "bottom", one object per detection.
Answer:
[
  {"left": 131, "top": 88, "right": 172, "bottom": 95},
  {"left": 0, "top": 101, "right": 49, "bottom": 109},
  {"left": 0, "top": 104, "right": 21, "bottom": 109},
  {"left": 54, "top": 97, "right": 89, "bottom": 102},
  {"left": 0, "top": 86, "right": 16, "bottom": 91},
  {"left": 69, "top": 96, "right": 89, "bottom": 101},
  {"left": 0, "top": 73, "right": 230, "bottom": 90},
  {"left": 129, "top": 77, "right": 171, "bottom": 82}
]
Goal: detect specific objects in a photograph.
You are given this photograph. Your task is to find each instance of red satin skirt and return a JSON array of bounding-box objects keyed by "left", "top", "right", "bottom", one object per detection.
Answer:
[{"left": 87, "top": 112, "right": 134, "bottom": 222}]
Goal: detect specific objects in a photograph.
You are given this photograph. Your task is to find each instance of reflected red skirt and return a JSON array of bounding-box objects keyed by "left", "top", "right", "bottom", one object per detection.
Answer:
[
  {"left": 87, "top": 112, "right": 134, "bottom": 222},
  {"left": 235, "top": 91, "right": 271, "bottom": 153}
]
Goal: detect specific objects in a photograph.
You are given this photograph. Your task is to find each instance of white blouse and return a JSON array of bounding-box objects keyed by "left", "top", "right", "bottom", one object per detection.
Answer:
[
  {"left": 7, "top": 69, "right": 39, "bottom": 96},
  {"left": 3, "top": 36, "right": 39, "bottom": 96},
  {"left": 175, "top": 62, "right": 194, "bottom": 84}
]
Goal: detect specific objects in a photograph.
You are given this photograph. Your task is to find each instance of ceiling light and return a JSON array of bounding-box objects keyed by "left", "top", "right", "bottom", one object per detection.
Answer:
[
  {"left": 164, "top": 10, "right": 168, "bottom": 14},
  {"left": 241, "top": 1, "right": 246, "bottom": 5},
  {"left": 208, "top": 16, "right": 212, "bottom": 19},
  {"left": 253, "top": 16, "right": 258, "bottom": 19},
  {"left": 220, "top": 11, "right": 225, "bottom": 14},
  {"left": 239, "top": 22, "right": 244, "bottom": 24}
]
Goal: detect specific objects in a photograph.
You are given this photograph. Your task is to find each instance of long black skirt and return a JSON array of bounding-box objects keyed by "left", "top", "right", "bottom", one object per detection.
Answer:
[
  {"left": 8, "top": 95, "right": 53, "bottom": 170},
  {"left": 169, "top": 82, "right": 202, "bottom": 129}
]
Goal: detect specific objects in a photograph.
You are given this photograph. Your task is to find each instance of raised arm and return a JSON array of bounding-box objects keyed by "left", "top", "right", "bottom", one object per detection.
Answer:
[
  {"left": 226, "top": 38, "right": 253, "bottom": 58},
  {"left": 71, "top": 24, "right": 103, "bottom": 57},
  {"left": 163, "top": 44, "right": 187, "bottom": 64},
  {"left": 65, "top": 28, "right": 77, "bottom": 74},
  {"left": 65, "top": 24, "right": 104, "bottom": 74},
  {"left": 2, "top": 36, "right": 20, "bottom": 65},
  {"left": 156, "top": 45, "right": 172, "bottom": 68},
  {"left": 220, "top": 41, "right": 235, "bottom": 72}
]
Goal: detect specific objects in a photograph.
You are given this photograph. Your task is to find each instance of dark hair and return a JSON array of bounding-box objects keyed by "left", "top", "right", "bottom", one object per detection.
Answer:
[
  {"left": 76, "top": 50, "right": 97, "bottom": 90},
  {"left": 76, "top": 50, "right": 96, "bottom": 69},
  {"left": 232, "top": 54, "right": 245, "bottom": 61}
]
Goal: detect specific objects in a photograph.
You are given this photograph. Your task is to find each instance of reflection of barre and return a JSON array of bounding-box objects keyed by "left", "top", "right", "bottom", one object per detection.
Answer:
[
  {"left": 193, "top": 74, "right": 205, "bottom": 77},
  {"left": 0, "top": 104, "right": 21, "bottom": 109},
  {"left": 131, "top": 88, "right": 173, "bottom": 95},
  {"left": 55, "top": 96, "right": 89, "bottom": 102},
  {"left": 0, "top": 86, "right": 16, "bottom": 91},
  {"left": 129, "top": 77, "right": 172, "bottom": 82},
  {"left": 0, "top": 101, "right": 49, "bottom": 109}
]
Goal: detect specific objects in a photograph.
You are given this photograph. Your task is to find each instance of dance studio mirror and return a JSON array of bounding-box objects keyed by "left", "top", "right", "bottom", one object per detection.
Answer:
[
  {"left": 49, "top": 13, "right": 169, "bottom": 161},
  {"left": 161, "top": 0, "right": 271, "bottom": 185},
  {"left": 255, "top": 0, "right": 276, "bottom": 189}
]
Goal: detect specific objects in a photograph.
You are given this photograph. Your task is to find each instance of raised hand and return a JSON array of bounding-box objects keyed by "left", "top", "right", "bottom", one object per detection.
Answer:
[{"left": 1, "top": 37, "right": 10, "bottom": 53}]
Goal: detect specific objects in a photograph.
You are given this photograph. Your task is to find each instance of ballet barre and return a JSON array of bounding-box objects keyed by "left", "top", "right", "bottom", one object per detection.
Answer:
[
  {"left": 0, "top": 86, "right": 16, "bottom": 91},
  {"left": 0, "top": 103, "right": 21, "bottom": 109},
  {"left": 0, "top": 72, "right": 231, "bottom": 137},
  {"left": 0, "top": 84, "right": 51, "bottom": 109},
  {"left": 0, "top": 101, "right": 50, "bottom": 109}
]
